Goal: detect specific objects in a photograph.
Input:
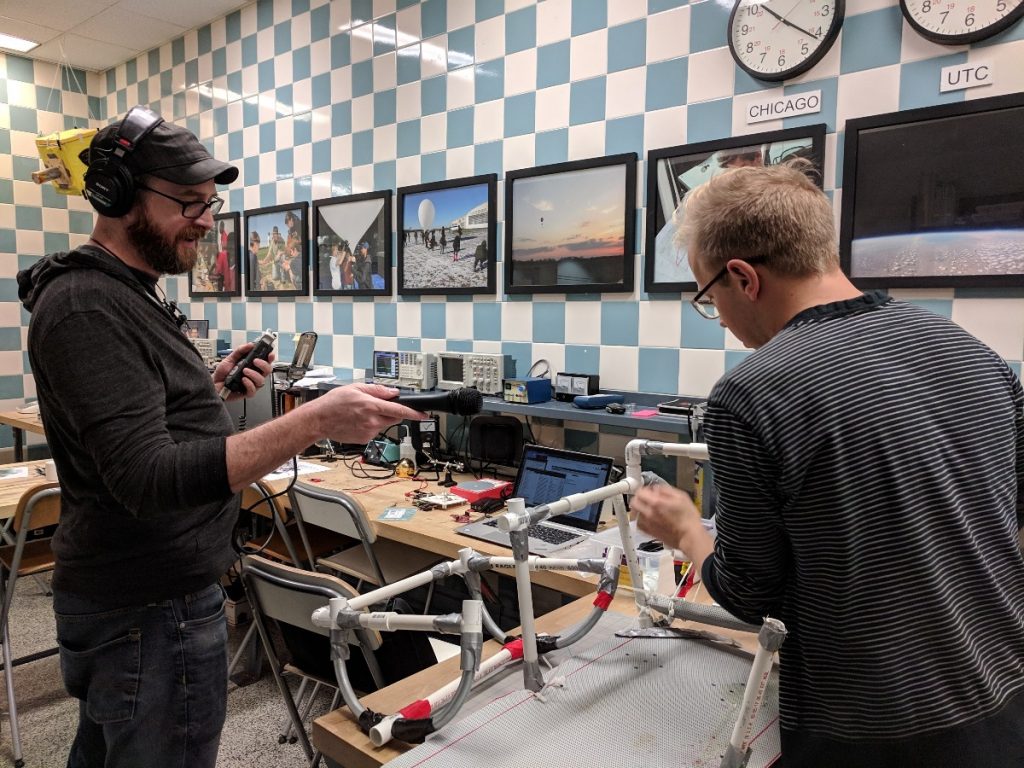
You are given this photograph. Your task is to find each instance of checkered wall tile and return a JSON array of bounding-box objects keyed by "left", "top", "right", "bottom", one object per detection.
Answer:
[
  {"left": 3, "top": 0, "right": 1024, "bottom": 456},
  {"left": 0, "top": 55, "right": 102, "bottom": 452}
]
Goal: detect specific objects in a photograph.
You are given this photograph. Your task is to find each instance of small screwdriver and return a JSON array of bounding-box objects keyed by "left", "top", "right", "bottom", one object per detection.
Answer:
[{"left": 219, "top": 329, "right": 277, "bottom": 400}]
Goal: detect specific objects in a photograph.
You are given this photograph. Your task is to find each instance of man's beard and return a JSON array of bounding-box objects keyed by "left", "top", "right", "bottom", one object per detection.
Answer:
[{"left": 126, "top": 216, "right": 207, "bottom": 275}]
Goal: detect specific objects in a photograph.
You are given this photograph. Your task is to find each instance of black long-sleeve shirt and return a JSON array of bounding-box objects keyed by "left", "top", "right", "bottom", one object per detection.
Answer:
[
  {"left": 19, "top": 246, "right": 237, "bottom": 605},
  {"left": 701, "top": 292, "right": 1024, "bottom": 767}
]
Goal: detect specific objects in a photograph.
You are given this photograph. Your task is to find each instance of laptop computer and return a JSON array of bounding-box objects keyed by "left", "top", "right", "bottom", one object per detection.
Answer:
[{"left": 457, "top": 445, "right": 615, "bottom": 555}]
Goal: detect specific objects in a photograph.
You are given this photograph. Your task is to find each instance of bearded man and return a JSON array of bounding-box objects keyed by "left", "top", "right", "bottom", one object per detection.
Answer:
[{"left": 17, "top": 107, "right": 423, "bottom": 768}]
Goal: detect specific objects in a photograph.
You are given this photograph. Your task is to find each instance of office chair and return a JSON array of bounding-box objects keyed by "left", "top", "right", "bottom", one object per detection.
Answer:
[
  {"left": 240, "top": 555, "right": 386, "bottom": 767},
  {"left": 0, "top": 483, "right": 61, "bottom": 768},
  {"left": 231, "top": 480, "right": 355, "bottom": 685},
  {"left": 241, "top": 480, "right": 354, "bottom": 567},
  {"left": 287, "top": 482, "right": 440, "bottom": 610}
]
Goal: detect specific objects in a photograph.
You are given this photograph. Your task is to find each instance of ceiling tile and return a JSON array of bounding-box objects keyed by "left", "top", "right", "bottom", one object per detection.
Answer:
[
  {"left": 5, "top": 0, "right": 251, "bottom": 71},
  {"left": 73, "top": 7, "right": 186, "bottom": 50},
  {"left": 1, "top": 0, "right": 116, "bottom": 31},
  {"left": 30, "top": 34, "right": 138, "bottom": 72},
  {"left": 114, "top": 0, "right": 246, "bottom": 31},
  {"left": 0, "top": 15, "right": 62, "bottom": 46}
]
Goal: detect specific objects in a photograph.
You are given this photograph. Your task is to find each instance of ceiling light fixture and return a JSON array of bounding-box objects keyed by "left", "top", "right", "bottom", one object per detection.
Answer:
[{"left": 0, "top": 32, "right": 39, "bottom": 53}]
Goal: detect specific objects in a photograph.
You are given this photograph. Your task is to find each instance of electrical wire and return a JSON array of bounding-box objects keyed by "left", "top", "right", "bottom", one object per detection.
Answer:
[
  {"left": 526, "top": 359, "right": 551, "bottom": 378},
  {"left": 343, "top": 452, "right": 397, "bottom": 480},
  {"left": 234, "top": 455, "right": 299, "bottom": 557},
  {"left": 447, "top": 416, "right": 469, "bottom": 467},
  {"left": 524, "top": 415, "right": 540, "bottom": 446}
]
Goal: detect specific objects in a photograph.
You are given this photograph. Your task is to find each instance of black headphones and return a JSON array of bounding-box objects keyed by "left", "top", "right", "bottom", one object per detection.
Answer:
[{"left": 83, "top": 106, "right": 164, "bottom": 218}]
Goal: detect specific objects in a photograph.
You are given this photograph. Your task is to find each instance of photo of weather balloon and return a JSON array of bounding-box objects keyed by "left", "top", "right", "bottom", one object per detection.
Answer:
[
  {"left": 509, "top": 164, "right": 628, "bottom": 288},
  {"left": 313, "top": 195, "right": 390, "bottom": 295},
  {"left": 399, "top": 182, "right": 490, "bottom": 291}
]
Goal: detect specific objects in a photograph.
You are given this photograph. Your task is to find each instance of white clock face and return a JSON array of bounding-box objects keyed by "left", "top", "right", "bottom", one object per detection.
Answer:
[
  {"left": 901, "top": 0, "right": 1024, "bottom": 43},
  {"left": 728, "top": 0, "right": 845, "bottom": 82}
]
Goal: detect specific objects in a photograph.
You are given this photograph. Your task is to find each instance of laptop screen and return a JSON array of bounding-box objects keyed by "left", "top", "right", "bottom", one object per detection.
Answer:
[{"left": 513, "top": 445, "right": 614, "bottom": 531}]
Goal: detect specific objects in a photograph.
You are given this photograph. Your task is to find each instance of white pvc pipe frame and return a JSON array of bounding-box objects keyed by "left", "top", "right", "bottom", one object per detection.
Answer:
[
  {"left": 312, "top": 440, "right": 788, "bottom": 759},
  {"left": 495, "top": 440, "right": 710, "bottom": 647},
  {"left": 311, "top": 546, "right": 622, "bottom": 742},
  {"left": 369, "top": 640, "right": 521, "bottom": 747},
  {"left": 364, "top": 439, "right": 720, "bottom": 747},
  {"left": 364, "top": 540, "right": 622, "bottom": 748}
]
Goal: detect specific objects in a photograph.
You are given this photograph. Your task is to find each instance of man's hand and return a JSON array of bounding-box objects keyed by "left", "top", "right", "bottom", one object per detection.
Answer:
[
  {"left": 632, "top": 484, "right": 714, "bottom": 567},
  {"left": 212, "top": 342, "right": 275, "bottom": 401},
  {"left": 311, "top": 383, "right": 427, "bottom": 444}
]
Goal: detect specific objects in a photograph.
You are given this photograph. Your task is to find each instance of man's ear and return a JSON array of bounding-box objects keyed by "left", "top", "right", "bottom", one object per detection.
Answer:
[{"left": 728, "top": 260, "right": 761, "bottom": 300}]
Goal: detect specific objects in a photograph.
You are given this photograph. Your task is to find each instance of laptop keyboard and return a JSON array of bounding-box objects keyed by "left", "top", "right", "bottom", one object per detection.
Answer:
[{"left": 482, "top": 519, "right": 581, "bottom": 545}]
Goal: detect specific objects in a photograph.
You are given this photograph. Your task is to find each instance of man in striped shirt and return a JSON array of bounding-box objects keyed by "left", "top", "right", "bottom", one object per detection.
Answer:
[{"left": 632, "top": 162, "right": 1024, "bottom": 767}]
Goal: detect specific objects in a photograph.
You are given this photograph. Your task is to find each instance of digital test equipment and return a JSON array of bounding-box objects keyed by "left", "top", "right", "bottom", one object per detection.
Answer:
[
  {"left": 436, "top": 352, "right": 513, "bottom": 396},
  {"left": 372, "top": 351, "right": 437, "bottom": 390}
]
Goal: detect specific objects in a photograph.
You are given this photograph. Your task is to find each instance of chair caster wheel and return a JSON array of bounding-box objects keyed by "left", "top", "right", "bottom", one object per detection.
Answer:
[
  {"left": 15, "top": 759, "right": 25, "bottom": 768},
  {"left": 288, "top": 736, "right": 298, "bottom": 744},
  {"left": 278, "top": 735, "right": 287, "bottom": 744}
]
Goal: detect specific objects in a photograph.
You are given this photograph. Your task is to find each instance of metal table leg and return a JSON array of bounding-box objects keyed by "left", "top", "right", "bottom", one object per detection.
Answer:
[{"left": 12, "top": 428, "right": 24, "bottom": 463}]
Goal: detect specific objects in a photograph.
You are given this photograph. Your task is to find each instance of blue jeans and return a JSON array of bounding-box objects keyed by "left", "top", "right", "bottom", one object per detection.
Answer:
[{"left": 54, "top": 583, "right": 228, "bottom": 768}]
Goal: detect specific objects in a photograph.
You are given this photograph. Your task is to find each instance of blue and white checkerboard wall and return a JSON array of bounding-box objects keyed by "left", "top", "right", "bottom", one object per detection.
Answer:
[{"left": 3, "top": 0, "right": 1024, "bottom": 458}]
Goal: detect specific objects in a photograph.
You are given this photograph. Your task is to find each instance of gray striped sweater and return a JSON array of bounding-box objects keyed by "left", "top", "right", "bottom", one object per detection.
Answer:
[{"left": 701, "top": 292, "right": 1024, "bottom": 765}]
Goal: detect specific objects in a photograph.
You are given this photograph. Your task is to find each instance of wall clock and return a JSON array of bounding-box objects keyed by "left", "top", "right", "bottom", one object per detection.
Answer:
[
  {"left": 728, "top": 0, "right": 845, "bottom": 82},
  {"left": 901, "top": 0, "right": 1024, "bottom": 44}
]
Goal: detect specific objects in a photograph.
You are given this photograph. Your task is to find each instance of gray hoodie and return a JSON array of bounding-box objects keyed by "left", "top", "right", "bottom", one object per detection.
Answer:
[{"left": 19, "top": 246, "right": 237, "bottom": 605}]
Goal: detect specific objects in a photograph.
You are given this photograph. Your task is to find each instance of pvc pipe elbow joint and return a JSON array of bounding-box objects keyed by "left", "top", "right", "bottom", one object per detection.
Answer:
[{"left": 369, "top": 715, "right": 400, "bottom": 747}]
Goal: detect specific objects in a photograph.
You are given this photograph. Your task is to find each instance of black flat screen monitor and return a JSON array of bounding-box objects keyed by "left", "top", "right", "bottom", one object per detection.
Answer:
[{"left": 840, "top": 93, "right": 1024, "bottom": 289}]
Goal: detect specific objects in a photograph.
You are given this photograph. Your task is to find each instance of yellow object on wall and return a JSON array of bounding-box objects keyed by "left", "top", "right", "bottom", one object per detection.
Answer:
[{"left": 33, "top": 128, "right": 96, "bottom": 196}]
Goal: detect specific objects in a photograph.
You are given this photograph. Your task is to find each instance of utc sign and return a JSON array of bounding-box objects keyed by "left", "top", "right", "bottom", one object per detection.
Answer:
[{"left": 939, "top": 62, "right": 995, "bottom": 93}]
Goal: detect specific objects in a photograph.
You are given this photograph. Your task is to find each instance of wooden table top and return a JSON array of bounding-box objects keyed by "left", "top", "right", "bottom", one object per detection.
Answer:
[
  {"left": 267, "top": 459, "right": 601, "bottom": 597},
  {"left": 0, "top": 410, "right": 46, "bottom": 435},
  {"left": 0, "top": 460, "right": 50, "bottom": 519}
]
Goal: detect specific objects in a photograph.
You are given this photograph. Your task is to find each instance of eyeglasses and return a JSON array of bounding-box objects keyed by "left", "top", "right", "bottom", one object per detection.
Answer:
[
  {"left": 691, "top": 256, "right": 766, "bottom": 320},
  {"left": 137, "top": 184, "right": 224, "bottom": 219}
]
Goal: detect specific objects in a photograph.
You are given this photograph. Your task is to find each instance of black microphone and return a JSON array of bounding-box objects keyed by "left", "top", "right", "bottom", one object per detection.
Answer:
[{"left": 393, "top": 388, "right": 483, "bottom": 416}]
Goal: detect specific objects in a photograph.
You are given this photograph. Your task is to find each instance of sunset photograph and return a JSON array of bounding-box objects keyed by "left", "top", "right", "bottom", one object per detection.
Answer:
[{"left": 508, "top": 162, "right": 631, "bottom": 290}]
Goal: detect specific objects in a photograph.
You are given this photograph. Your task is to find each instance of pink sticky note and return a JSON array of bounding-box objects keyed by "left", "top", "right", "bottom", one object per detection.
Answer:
[{"left": 631, "top": 409, "right": 659, "bottom": 418}]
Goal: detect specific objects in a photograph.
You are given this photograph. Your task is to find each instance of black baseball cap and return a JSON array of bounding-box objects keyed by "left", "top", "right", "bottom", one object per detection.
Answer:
[{"left": 90, "top": 110, "right": 238, "bottom": 186}]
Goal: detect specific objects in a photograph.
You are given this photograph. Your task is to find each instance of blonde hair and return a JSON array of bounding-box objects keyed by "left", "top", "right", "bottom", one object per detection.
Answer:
[{"left": 675, "top": 159, "right": 837, "bottom": 277}]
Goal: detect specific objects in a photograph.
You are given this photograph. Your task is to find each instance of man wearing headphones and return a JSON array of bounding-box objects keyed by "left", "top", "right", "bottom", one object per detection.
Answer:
[{"left": 17, "top": 107, "right": 425, "bottom": 768}]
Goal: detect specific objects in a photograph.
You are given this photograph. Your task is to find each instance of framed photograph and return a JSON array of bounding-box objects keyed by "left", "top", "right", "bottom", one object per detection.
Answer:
[
  {"left": 840, "top": 93, "right": 1024, "bottom": 288},
  {"left": 312, "top": 190, "right": 392, "bottom": 296},
  {"left": 645, "top": 124, "right": 826, "bottom": 293},
  {"left": 183, "top": 319, "right": 209, "bottom": 339},
  {"left": 243, "top": 202, "right": 310, "bottom": 297},
  {"left": 188, "top": 212, "right": 241, "bottom": 297},
  {"left": 505, "top": 153, "right": 637, "bottom": 294},
  {"left": 397, "top": 174, "right": 497, "bottom": 296}
]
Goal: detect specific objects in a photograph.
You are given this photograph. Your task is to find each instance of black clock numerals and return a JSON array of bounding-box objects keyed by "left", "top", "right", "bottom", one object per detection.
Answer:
[
  {"left": 728, "top": 0, "right": 845, "bottom": 82},
  {"left": 900, "top": 0, "right": 1024, "bottom": 44}
]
